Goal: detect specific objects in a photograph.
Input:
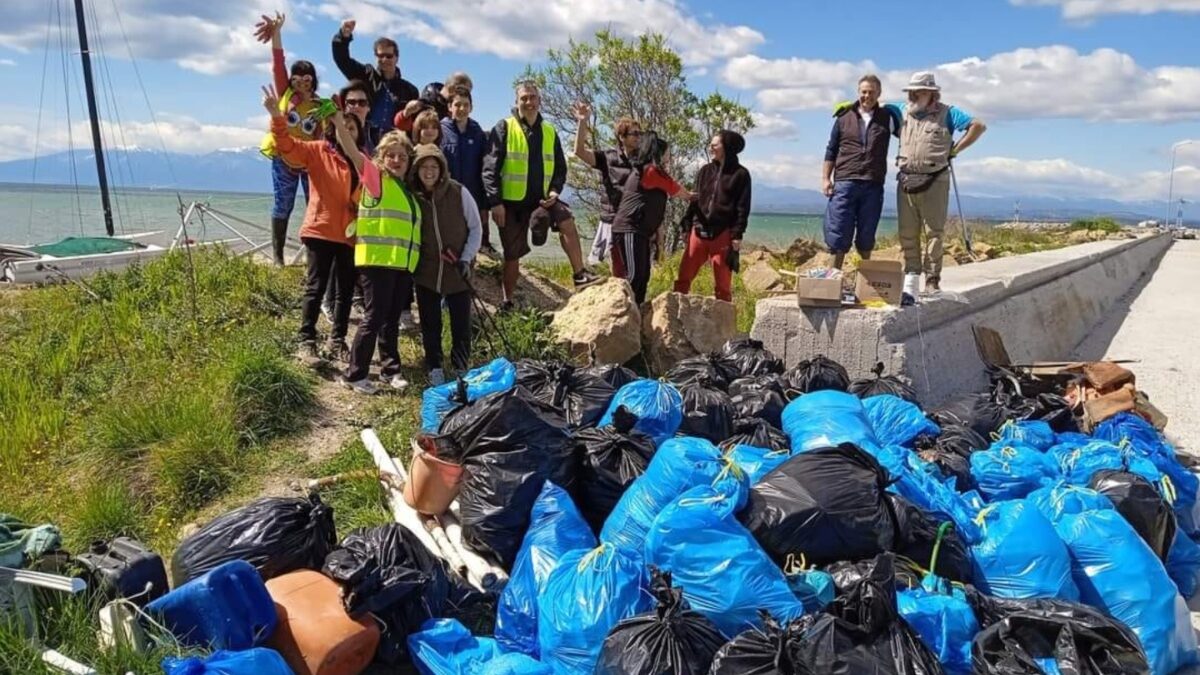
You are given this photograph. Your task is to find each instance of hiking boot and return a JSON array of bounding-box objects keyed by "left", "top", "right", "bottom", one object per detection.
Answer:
[
  {"left": 320, "top": 300, "right": 334, "bottom": 323},
  {"left": 398, "top": 311, "right": 417, "bottom": 332},
  {"left": 925, "top": 275, "right": 941, "bottom": 292},
  {"left": 326, "top": 339, "right": 350, "bottom": 363},
  {"left": 338, "top": 376, "right": 377, "bottom": 396},
  {"left": 900, "top": 292, "right": 917, "bottom": 307},
  {"left": 572, "top": 269, "right": 601, "bottom": 290},
  {"left": 383, "top": 373, "right": 409, "bottom": 392},
  {"left": 500, "top": 300, "right": 516, "bottom": 313},
  {"left": 480, "top": 242, "right": 499, "bottom": 258},
  {"left": 295, "top": 340, "right": 322, "bottom": 368},
  {"left": 428, "top": 368, "right": 446, "bottom": 386}
]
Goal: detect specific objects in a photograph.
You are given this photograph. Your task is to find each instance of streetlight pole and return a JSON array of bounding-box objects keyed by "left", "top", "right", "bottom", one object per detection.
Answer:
[{"left": 1167, "top": 140, "right": 1193, "bottom": 228}]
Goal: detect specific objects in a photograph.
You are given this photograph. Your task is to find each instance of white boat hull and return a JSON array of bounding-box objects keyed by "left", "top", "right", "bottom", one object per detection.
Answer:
[{"left": 1, "top": 232, "right": 167, "bottom": 285}]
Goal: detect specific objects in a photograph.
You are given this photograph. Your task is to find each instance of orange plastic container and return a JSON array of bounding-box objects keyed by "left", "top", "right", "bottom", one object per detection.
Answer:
[
  {"left": 403, "top": 445, "right": 464, "bottom": 515},
  {"left": 265, "top": 570, "right": 378, "bottom": 675}
]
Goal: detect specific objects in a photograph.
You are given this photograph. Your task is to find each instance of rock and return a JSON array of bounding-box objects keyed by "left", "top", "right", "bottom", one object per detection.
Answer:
[
  {"left": 551, "top": 278, "right": 642, "bottom": 365},
  {"left": 973, "top": 242, "right": 997, "bottom": 259},
  {"left": 783, "top": 238, "right": 821, "bottom": 267},
  {"left": 741, "top": 249, "right": 773, "bottom": 265},
  {"left": 1066, "top": 230, "right": 1094, "bottom": 245},
  {"left": 641, "top": 292, "right": 737, "bottom": 374},
  {"left": 742, "top": 261, "right": 784, "bottom": 293}
]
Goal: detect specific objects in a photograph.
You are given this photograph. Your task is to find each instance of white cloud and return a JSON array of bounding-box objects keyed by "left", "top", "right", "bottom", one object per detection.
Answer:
[
  {"left": 952, "top": 155, "right": 1200, "bottom": 202},
  {"left": 742, "top": 153, "right": 823, "bottom": 190},
  {"left": 0, "top": 58, "right": 14, "bottom": 67},
  {"left": 721, "top": 46, "right": 1200, "bottom": 123},
  {"left": 0, "top": 114, "right": 262, "bottom": 161},
  {"left": 315, "top": 0, "right": 764, "bottom": 65},
  {"left": 748, "top": 112, "right": 799, "bottom": 140},
  {"left": 0, "top": 0, "right": 288, "bottom": 76},
  {"left": 1010, "top": 0, "right": 1200, "bottom": 20}
]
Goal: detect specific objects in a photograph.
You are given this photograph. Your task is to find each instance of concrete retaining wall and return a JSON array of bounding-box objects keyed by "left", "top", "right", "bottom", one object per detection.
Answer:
[{"left": 750, "top": 233, "right": 1173, "bottom": 406}]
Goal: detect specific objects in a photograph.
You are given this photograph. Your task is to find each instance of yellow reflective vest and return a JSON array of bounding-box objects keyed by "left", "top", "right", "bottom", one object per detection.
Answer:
[
  {"left": 354, "top": 173, "right": 421, "bottom": 270},
  {"left": 500, "top": 116, "right": 557, "bottom": 202}
]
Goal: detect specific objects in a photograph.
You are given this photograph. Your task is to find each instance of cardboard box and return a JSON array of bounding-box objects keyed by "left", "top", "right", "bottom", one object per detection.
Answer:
[
  {"left": 855, "top": 260, "right": 904, "bottom": 305},
  {"left": 797, "top": 277, "right": 842, "bottom": 308}
]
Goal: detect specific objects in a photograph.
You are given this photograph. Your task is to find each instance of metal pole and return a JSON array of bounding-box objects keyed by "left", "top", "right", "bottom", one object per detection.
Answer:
[
  {"left": 1167, "top": 141, "right": 1193, "bottom": 229},
  {"left": 73, "top": 0, "right": 114, "bottom": 236}
]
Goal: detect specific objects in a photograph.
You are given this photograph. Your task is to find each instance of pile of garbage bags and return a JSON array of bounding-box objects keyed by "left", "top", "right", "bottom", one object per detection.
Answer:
[{"left": 32, "top": 343, "right": 1200, "bottom": 675}]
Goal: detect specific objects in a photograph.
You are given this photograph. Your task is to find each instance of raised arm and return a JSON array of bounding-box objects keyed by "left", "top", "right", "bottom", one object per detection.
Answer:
[
  {"left": 264, "top": 84, "right": 318, "bottom": 168},
  {"left": 254, "top": 12, "right": 290, "bottom": 94},
  {"left": 331, "top": 110, "right": 366, "bottom": 173},
  {"left": 572, "top": 101, "right": 596, "bottom": 167},
  {"left": 331, "top": 19, "right": 369, "bottom": 81}
]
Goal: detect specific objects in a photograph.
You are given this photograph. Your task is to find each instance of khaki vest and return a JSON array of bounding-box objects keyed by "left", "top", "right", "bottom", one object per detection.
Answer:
[
  {"left": 354, "top": 174, "right": 421, "bottom": 270},
  {"left": 500, "top": 116, "right": 556, "bottom": 202},
  {"left": 414, "top": 181, "right": 470, "bottom": 296},
  {"left": 897, "top": 103, "right": 952, "bottom": 175}
]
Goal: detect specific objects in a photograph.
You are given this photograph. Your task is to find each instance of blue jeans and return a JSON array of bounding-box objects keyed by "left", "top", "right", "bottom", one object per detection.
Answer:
[
  {"left": 823, "top": 179, "right": 884, "bottom": 255},
  {"left": 270, "top": 157, "right": 310, "bottom": 221}
]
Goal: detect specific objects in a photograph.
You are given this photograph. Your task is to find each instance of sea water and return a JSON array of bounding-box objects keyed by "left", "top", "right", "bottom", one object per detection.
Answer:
[{"left": 0, "top": 183, "right": 899, "bottom": 258}]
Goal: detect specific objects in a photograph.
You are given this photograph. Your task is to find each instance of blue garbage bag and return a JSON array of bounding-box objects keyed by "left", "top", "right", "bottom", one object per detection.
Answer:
[
  {"left": 162, "top": 649, "right": 293, "bottom": 675},
  {"left": 781, "top": 390, "right": 881, "bottom": 454},
  {"left": 786, "top": 567, "right": 835, "bottom": 613},
  {"left": 1053, "top": 439, "right": 1162, "bottom": 488},
  {"left": 970, "top": 442, "right": 1058, "bottom": 502},
  {"left": 897, "top": 575, "right": 979, "bottom": 675},
  {"left": 726, "top": 444, "right": 794, "bottom": 485},
  {"left": 1029, "top": 483, "right": 1199, "bottom": 675},
  {"left": 409, "top": 619, "right": 552, "bottom": 675},
  {"left": 421, "top": 357, "right": 516, "bottom": 432},
  {"left": 496, "top": 482, "right": 597, "bottom": 657},
  {"left": 864, "top": 395, "right": 939, "bottom": 448},
  {"left": 971, "top": 499, "right": 1079, "bottom": 601},
  {"left": 537, "top": 544, "right": 651, "bottom": 675},
  {"left": 598, "top": 380, "right": 682, "bottom": 445},
  {"left": 1167, "top": 528, "right": 1200, "bottom": 599},
  {"left": 645, "top": 483, "right": 805, "bottom": 637},
  {"left": 600, "top": 437, "right": 745, "bottom": 559},
  {"left": 1095, "top": 413, "right": 1200, "bottom": 536},
  {"left": 873, "top": 445, "right": 982, "bottom": 544},
  {"left": 997, "top": 419, "right": 1056, "bottom": 451}
]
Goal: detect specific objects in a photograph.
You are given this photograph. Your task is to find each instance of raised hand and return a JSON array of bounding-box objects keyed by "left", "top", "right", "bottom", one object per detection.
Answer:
[
  {"left": 253, "top": 12, "right": 285, "bottom": 43},
  {"left": 340, "top": 19, "right": 356, "bottom": 37},
  {"left": 572, "top": 100, "right": 592, "bottom": 123},
  {"left": 262, "top": 84, "right": 282, "bottom": 117}
]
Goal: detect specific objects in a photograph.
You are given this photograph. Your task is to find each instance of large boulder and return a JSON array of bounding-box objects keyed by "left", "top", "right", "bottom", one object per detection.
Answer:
[
  {"left": 641, "top": 292, "right": 737, "bottom": 374},
  {"left": 742, "top": 261, "right": 784, "bottom": 293},
  {"left": 551, "top": 277, "right": 642, "bottom": 365},
  {"left": 783, "top": 238, "right": 821, "bottom": 267}
]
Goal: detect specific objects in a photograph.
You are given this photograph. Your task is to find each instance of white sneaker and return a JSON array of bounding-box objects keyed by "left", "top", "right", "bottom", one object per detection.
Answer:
[
  {"left": 398, "top": 311, "right": 416, "bottom": 331},
  {"left": 384, "top": 374, "right": 409, "bottom": 391},
  {"left": 428, "top": 368, "right": 446, "bottom": 386},
  {"left": 339, "top": 376, "right": 377, "bottom": 396}
]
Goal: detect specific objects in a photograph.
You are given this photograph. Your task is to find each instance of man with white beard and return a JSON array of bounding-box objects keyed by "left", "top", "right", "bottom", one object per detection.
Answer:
[{"left": 892, "top": 71, "right": 986, "bottom": 300}]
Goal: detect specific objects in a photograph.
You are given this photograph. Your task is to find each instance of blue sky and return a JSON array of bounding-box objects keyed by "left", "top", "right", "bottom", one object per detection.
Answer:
[{"left": 1, "top": 0, "right": 1198, "bottom": 205}]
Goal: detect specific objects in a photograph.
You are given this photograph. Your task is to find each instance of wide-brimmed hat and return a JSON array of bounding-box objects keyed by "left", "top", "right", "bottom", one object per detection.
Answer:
[{"left": 902, "top": 71, "right": 941, "bottom": 92}]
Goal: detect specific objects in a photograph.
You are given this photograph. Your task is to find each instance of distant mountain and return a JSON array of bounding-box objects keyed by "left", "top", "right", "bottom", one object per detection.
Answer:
[
  {"left": 0, "top": 149, "right": 1165, "bottom": 222},
  {"left": 0, "top": 148, "right": 272, "bottom": 194}
]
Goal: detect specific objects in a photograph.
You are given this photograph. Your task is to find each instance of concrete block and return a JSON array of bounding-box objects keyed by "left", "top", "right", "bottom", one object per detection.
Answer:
[{"left": 752, "top": 233, "right": 1173, "bottom": 406}]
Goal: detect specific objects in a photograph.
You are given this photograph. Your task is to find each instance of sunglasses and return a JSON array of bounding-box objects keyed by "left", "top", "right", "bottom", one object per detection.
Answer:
[
  {"left": 375, "top": 53, "right": 396, "bottom": 59},
  {"left": 345, "top": 98, "right": 369, "bottom": 107}
]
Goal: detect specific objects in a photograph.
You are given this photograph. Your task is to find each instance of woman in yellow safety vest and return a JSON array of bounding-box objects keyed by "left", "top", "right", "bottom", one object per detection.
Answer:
[{"left": 331, "top": 115, "right": 422, "bottom": 395}]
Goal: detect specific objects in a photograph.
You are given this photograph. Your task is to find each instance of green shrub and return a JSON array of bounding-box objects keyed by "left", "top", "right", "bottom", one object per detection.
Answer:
[
  {"left": 226, "top": 348, "right": 316, "bottom": 447},
  {"left": 69, "top": 481, "right": 147, "bottom": 547},
  {"left": 1069, "top": 217, "right": 1122, "bottom": 233}
]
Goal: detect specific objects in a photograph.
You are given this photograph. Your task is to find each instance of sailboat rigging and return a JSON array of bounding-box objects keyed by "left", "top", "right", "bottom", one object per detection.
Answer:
[{"left": 72, "top": 0, "right": 114, "bottom": 237}]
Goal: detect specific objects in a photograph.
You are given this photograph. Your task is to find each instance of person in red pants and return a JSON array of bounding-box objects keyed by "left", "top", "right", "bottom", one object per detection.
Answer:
[{"left": 673, "top": 130, "right": 751, "bottom": 302}]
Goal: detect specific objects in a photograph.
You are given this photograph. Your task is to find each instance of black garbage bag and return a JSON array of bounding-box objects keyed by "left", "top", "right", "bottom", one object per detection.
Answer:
[
  {"left": 663, "top": 354, "right": 733, "bottom": 390},
  {"left": 584, "top": 362, "right": 639, "bottom": 390},
  {"left": 849, "top": 362, "right": 919, "bottom": 403},
  {"left": 929, "top": 423, "right": 987, "bottom": 458},
  {"left": 709, "top": 612, "right": 805, "bottom": 675},
  {"left": 728, "top": 374, "right": 787, "bottom": 399},
  {"left": 170, "top": 493, "right": 335, "bottom": 585},
  {"left": 968, "top": 589, "right": 1150, "bottom": 675},
  {"left": 739, "top": 444, "right": 897, "bottom": 567},
  {"left": 720, "top": 417, "right": 790, "bottom": 452},
  {"left": 914, "top": 430, "right": 982, "bottom": 493},
  {"left": 782, "top": 354, "right": 850, "bottom": 398},
  {"left": 678, "top": 381, "right": 736, "bottom": 443},
  {"left": 793, "top": 553, "right": 943, "bottom": 675},
  {"left": 1089, "top": 469, "right": 1176, "bottom": 562},
  {"left": 568, "top": 407, "right": 658, "bottom": 534},
  {"left": 322, "top": 524, "right": 484, "bottom": 663},
  {"left": 730, "top": 388, "right": 787, "bottom": 428},
  {"left": 718, "top": 338, "right": 784, "bottom": 378},
  {"left": 1003, "top": 392, "right": 1079, "bottom": 434},
  {"left": 595, "top": 568, "right": 726, "bottom": 675},
  {"left": 929, "top": 393, "right": 1008, "bottom": 439},
  {"left": 888, "top": 494, "right": 973, "bottom": 583},
  {"left": 514, "top": 359, "right": 620, "bottom": 429},
  {"left": 440, "top": 386, "right": 575, "bottom": 568}
]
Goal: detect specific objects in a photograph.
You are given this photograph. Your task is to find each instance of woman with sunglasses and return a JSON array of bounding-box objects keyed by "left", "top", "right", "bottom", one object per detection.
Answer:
[{"left": 255, "top": 12, "right": 323, "bottom": 266}]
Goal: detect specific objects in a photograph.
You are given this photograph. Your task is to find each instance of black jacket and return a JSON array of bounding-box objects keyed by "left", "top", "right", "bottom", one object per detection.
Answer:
[
  {"left": 825, "top": 103, "right": 896, "bottom": 184},
  {"left": 611, "top": 167, "right": 671, "bottom": 237},
  {"left": 595, "top": 148, "right": 634, "bottom": 224},
  {"left": 482, "top": 114, "right": 568, "bottom": 207},
  {"left": 331, "top": 32, "right": 420, "bottom": 133},
  {"left": 687, "top": 132, "right": 752, "bottom": 240}
]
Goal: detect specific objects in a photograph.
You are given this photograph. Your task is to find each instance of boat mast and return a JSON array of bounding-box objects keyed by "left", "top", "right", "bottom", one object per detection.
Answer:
[{"left": 72, "top": 0, "right": 114, "bottom": 236}]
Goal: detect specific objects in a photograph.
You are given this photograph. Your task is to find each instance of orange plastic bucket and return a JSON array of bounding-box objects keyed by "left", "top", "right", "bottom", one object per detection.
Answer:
[{"left": 403, "top": 444, "right": 464, "bottom": 515}]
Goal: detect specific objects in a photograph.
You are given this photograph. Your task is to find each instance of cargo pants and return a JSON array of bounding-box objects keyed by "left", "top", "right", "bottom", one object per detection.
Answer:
[{"left": 897, "top": 171, "right": 951, "bottom": 280}]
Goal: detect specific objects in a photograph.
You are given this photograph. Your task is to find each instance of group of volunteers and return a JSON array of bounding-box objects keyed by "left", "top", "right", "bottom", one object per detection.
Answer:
[
  {"left": 257, "top": 11, "right": 988, "bottom": 393},
  {"left": 822, "top": 72, "right": 987, "bottom": 299}
]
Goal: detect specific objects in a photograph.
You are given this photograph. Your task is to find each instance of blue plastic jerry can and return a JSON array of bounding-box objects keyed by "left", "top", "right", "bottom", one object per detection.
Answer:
[
  {"left": 161, "top": 647, "right": 294, "bottom": 674},
  {"left": 147, "top": 559, "right": 277, "bottom": 650}
]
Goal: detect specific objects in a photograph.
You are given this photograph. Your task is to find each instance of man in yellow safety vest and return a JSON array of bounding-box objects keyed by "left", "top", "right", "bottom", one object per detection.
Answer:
[{"left": 483, "top": 80, "right": 599, "bottom": 308}]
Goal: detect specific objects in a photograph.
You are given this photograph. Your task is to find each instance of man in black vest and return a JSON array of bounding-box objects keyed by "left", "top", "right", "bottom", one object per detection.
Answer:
[{"left": 821, "top": 74, "right": 898, "bottom": 271}]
